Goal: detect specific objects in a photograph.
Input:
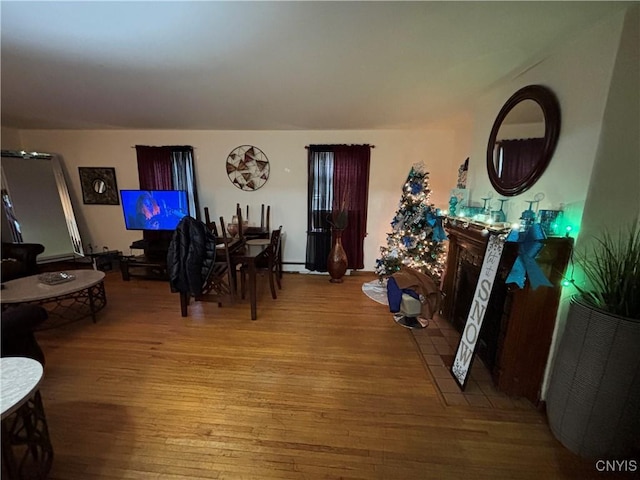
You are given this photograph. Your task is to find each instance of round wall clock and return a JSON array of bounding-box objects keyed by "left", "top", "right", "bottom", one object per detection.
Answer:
[{"left": 226, "top": 145, "right": 270, "bottom": 191}]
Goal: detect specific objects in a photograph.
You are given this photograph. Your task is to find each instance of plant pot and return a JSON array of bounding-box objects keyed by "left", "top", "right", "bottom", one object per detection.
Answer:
[
  {"left": 546, "top": 296, "right": 640, "bottom": 458},
  {"left": 327, "top": 230, "right": 348, "bottom": 283}
]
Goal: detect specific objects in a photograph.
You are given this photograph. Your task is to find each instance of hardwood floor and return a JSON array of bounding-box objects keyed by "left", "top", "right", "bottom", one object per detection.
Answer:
[{"left": 32, "top": 271, "right": 604, "bottom": 479}]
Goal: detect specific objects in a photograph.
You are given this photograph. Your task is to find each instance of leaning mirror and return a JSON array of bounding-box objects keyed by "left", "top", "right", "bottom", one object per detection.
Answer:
[
  {"left": 487, "top": 85, "right": 561, "bottom": 196},
  {"left": 1, "top": 150, "right": 84, "bottom": 261}
]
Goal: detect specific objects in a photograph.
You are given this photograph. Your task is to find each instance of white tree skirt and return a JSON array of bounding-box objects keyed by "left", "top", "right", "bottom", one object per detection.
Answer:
[{"left": 361, "top": 279, "right": 388, "bottom": 305}]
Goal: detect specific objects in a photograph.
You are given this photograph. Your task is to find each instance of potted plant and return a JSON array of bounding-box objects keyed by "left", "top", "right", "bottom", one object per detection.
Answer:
[
  {"left": 546, "top": 218, "right": 640, "bottom": 458},
  {"left": 327, "top": 196, "right": 349, "bottom": 283}
]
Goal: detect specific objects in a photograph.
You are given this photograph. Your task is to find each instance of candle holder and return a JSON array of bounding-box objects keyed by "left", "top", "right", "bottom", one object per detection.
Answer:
[
  {"left": 538, "top": 209, "right": 563, "bottom": 236},
  {"left": 520, "top": 200, "right": 538, "bottom": 230},
  {"left": 491, "top": 198, "right": 508, "bottom": 223},
  {"left": 481, "top": 196, "right": 492, "bottom": 214}
]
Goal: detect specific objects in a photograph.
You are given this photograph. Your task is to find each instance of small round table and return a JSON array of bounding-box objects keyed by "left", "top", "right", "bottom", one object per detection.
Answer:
[{"left": 1, "top": 357, "right": 53, "bottom": 479}]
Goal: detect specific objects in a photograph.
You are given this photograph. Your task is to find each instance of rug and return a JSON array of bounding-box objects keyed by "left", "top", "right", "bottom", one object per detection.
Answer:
[{"left": 362, "top": 279, "right": 428, "bottom": 329}]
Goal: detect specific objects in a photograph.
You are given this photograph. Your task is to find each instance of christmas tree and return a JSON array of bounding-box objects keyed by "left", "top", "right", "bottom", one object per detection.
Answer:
[{"left": 375, "top": 162, "right": 447, "bottom": 282}]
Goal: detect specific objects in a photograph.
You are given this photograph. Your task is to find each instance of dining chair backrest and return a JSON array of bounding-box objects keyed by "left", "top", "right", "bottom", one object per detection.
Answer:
[
  {"left": 218, "top": 216, "right": 236, "bottom": 300},
  {"left": 261, "top": 205, "right": 271, "bottom": 233},
  {"left": 236, "top": 203, "right": 250, "bottom": 224},
  {"left": 266, "top": 226, "right": 282, "bottom": 274},
  {"left": 204, "top": 207, "right": 219, "bottom": 237},
  {"left": 236, "top": 204, "right": 245, "bottom": 242},
  {"left": 239, "top": 225, "right": 283, "bottom": 301},
  {"left": 219, "top": 216, "right": 229, "bottom": 242}
]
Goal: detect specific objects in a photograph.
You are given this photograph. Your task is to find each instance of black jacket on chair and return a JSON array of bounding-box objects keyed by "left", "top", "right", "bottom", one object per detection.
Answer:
[{"left": 167, "top": 216, "right": 217, "bottom": 296}]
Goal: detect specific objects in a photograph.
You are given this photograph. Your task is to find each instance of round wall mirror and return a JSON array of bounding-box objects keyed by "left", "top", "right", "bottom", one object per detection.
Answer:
[{"left": 486, "top": 85, "right": 560, "bottom": 196}]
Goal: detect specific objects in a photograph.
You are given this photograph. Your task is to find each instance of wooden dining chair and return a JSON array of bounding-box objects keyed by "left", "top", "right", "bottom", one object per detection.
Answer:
[
  {"left": 168, "top": 216, "right": 234, "bottom": 317},
  {"left": 209, "top": 216, "right": 239, "bottom": 304},
  {"left": 240, "top": 226, "right": 282, "bottom": 300},
  {"left": 235, "top": 204, "right": 245, "bottom": 242},
  {"left": 260, "top": 204, "right": 271, "bottom": 233},
  {"left": 204, "top": 207, "right": 219, "bottom": 237}
]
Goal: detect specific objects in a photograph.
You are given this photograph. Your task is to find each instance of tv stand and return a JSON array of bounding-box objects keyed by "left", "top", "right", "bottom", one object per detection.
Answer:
[{"left": 121, "top": 237, "right": 170, "bottom": 281}]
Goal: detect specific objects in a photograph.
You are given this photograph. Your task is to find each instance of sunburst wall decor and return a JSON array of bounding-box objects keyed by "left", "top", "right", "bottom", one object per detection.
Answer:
[{"left": 226, "top": 145, "right": 270, "bottom": 191}]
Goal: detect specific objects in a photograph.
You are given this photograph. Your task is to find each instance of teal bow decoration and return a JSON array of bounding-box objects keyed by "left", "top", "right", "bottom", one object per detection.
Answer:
[
  {"left": 505, "top": 224, "right": 552, "bottom": 290},
  {"left": 426, "top": 210, "right": 447, "bottom": 242}
]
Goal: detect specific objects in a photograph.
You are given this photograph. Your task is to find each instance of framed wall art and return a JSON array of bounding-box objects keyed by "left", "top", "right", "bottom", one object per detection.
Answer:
[
  {"left": 226, "top": 145, "right": 270, "bottom": 191},
  {"left": 78, "top": 167, "right": 119, "bottom": 205}
]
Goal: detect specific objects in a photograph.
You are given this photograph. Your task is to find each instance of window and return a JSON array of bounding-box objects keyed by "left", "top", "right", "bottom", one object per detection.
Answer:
[
  {"left": 135, "top": 145, "right": 199, "bottom": 220},
  {"left": 305, "top": 145, "right": 371, "bottom": 271}
]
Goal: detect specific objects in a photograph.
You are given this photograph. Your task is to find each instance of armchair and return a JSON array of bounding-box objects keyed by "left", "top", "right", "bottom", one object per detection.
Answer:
[{"left": 1, "top": 242, "right": 45, "bottom": 282}]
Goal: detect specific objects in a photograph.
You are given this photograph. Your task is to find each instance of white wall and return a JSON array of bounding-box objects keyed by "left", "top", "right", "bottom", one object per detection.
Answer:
[
  {"left": 543, "top": 6, "right": 639, "bottom": 397},
  {"left": 1, "top": 127, "right": 22, "bottom": 150},
  {"left": 465, "top": 10, "right": 625, "bottom": 224},
  {"left": 16, "top": 128, "right": 460, "bottom": 270},
  {"left": 463, "top": 7, "right": 634, "bottom": 400},
  {"left": 580, "top": 5, "right": 640, "bottom": 239}
]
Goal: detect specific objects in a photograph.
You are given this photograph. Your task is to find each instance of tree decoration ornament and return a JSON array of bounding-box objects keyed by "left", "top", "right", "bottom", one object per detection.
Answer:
[{"left": 410, "top": 181, "right": 423, "bottom": 195}]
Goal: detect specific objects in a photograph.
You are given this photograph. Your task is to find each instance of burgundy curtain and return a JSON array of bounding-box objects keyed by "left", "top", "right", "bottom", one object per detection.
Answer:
[
  {"left": 332, "top": 145, "right": 370, "bottom": 269},
  {"left": 135, "top": 146, "right": 174, "bottom": 190},
  {"left": 498, "top": 138, "right": 544, "bottom": 187},
  {"left": 134, "top": 146, "right": 176, "bottom": 245}
]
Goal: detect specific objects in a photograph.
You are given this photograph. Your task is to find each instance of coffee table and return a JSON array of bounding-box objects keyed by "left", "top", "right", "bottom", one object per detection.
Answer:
[{"left": 1, "top": 269, "right": 107, "bottom": 325}]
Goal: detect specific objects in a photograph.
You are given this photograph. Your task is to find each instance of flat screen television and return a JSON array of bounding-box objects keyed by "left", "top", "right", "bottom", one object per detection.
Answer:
[{"left": 120, "top": 190, "right": 189, "bottom": 231}]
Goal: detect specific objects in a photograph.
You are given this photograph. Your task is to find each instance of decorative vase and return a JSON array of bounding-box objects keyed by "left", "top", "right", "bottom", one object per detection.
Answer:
[
  {"left": 546, "top": 297, "right": 640, "bottom": 458},
  {"left": 327, "top": 230, "right": 348, "bottom": 283}
]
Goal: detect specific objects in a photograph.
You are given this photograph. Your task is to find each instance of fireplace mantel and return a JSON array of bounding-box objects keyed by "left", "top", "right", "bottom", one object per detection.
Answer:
[{"left": 441, "top": 220, "right": 573, "bottom": 405}]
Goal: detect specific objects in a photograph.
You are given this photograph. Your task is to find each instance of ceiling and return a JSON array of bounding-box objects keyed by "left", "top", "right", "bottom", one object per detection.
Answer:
[{"left": 0, "top": 1, "right": 629, "bottom": 131}]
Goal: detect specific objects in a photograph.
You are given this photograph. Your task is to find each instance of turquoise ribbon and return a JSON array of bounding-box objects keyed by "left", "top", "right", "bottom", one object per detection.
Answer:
[
  {"left": 426, "top": 210, "right": 447, "bottom": 242},
  {"left": 505, "top": 224, "right": 552, "bottom": 290}
]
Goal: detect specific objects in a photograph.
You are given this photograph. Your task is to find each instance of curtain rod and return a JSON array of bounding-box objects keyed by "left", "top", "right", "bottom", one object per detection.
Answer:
[
  {"left": 305, "top": 144, "right": 375, "bottom": 149},
  {"left": 131, "top": 145, "right": 195, "bottom": 149}
]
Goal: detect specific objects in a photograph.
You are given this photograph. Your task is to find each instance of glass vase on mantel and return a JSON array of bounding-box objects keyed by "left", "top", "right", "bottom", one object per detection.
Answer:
[{"left": 327, "top": 229, "right": 348, "bottom": 283}]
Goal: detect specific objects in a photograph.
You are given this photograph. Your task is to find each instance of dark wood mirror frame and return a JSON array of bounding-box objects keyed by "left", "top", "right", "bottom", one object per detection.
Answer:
[{"left": 486, "top": 84, "right": 561, "bottom": 196}]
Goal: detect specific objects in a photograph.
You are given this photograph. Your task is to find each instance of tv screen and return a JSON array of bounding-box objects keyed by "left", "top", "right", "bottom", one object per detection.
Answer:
[{"left": 120, "top": 190, "right": 189, "bottom": 231}]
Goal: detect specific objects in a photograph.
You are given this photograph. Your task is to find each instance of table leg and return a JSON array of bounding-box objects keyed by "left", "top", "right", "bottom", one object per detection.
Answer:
[
  {"left": 86, "top": 281, "right": 107, "bottom": 323},
  {"left": 88, "top": 286, "right": 97, "bottom": 323},
  {"left": 1, "top": 421, "right": 19, "bottom": 479},
  {"left": 230, "top": 264, "right": 239, "bottom": 296},
  {"left": 121, "top": 257, "right": 131, "bottom": 281},
  {"left": 250, "top": 261, "right": 257, "bottom": 320},
  {"left": 1, "top": 390, "right": 54, "bottom": 479}
]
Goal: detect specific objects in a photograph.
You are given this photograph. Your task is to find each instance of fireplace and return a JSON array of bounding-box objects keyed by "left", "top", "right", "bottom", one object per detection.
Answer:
[
  {"left": 451, "top": 248, "right": 510, "bottom": 374},
  {"left": 441, "top": 221, "right": 573, "bottom": 404}
]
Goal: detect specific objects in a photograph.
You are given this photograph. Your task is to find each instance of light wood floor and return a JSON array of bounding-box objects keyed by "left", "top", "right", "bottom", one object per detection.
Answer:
[{"left": 32, "top": 271, "right": 603, "bottom": 479}]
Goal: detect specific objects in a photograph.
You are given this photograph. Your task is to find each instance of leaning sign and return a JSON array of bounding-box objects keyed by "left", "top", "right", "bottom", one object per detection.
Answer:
[{"left": 451, "top": 233, "right": 506, "bottom": 389}]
